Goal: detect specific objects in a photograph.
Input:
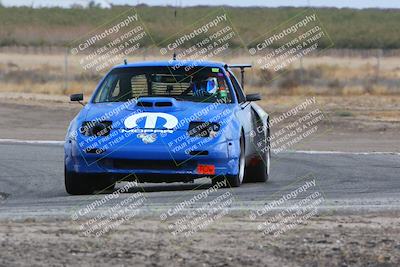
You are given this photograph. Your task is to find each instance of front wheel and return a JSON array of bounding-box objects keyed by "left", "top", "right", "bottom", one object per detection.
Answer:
[
  {"left": 64, "top": 167, "right": 115, "bottom": 195},
  {"left": 93, "top": 177, "right": 115, "bottom": 192},
  {"left": 64, "top": 167, "right": 94, "bottom": 195},
  {"left": 226, "top": 135, "right": 245, "bottom": 187}
]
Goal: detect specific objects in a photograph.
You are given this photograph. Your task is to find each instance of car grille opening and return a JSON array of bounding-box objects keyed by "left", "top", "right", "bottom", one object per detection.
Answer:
[
  {"left": 189, "top": 150, "right": 209, "bottom": 156},
  {"left": 101, "top": 159, "right": 196, "bottom": 170}
]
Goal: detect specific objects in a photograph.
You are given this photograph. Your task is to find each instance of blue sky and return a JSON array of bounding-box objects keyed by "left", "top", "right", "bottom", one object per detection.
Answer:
[{"left": 2, "top": 0, "right": 400, "bottom": 9}]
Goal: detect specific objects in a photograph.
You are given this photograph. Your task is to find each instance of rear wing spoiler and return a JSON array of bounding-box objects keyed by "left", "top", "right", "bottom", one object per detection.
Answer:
[{"left": 224, "top": 64, "right": 252, "bottom": 90}]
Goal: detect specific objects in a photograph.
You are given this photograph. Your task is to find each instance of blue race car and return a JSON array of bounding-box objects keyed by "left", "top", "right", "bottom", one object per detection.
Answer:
[{"left": 65, "top": 60, "right": 270, "bottom": 195}]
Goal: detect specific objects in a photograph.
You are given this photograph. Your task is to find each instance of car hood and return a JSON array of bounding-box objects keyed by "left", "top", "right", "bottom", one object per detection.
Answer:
[{"left": 83, "top": 98, "right": 236, "bottom": 131}]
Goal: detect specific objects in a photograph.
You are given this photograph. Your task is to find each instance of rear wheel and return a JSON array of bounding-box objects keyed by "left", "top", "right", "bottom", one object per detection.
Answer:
[
  {"left": 243, "top": 149, "right": 270, "bottom": 183},
  {"left": 243, "top": 128, "right": 270, "bottom": 183}
]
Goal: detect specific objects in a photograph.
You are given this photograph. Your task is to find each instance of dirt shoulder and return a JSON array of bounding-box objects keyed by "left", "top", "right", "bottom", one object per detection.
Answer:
[
  {"left": 1, "top": 212, "right": 399, "bottom": 266},
  {"left": 0, "top": 93, "right": 399, "bottom": 152},
  {"left": 0, "top": 93, "right": 80, "bottom": 140}
]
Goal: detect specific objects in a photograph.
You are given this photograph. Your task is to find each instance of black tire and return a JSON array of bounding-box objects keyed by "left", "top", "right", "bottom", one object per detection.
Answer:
[
  {"left": 243, "top": 150, "right": 270, "bottom": 183},
  {"left": 225, "top": 135, "right": 245, "bottom": 188},
  {"left": 243, "top": 128, "right": 271, "bottom": 183},
  {"left": 64, "top": 167, "right": 94, "bottom": 195},
  {"left": 93, "top": 177, "right": 115, "bottom": 192},
  {"left": 211, "top": 176, "right": 225, "bottom": 186},
  {"left": 225, "top": 174, "right": 240, "bottom": 187}
]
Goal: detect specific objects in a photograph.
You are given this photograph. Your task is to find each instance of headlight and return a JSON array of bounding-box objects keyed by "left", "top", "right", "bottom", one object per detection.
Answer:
[
  {"left": 188, "top": 121, "right": 220, "bottom": 138},
  {"left": 67, "top": 130, "right": 77, "bottom": 141},
  {"left": 66, "top": 119, "right": 78, "bottom": 141},
  {"left": 80, "top": 121, "right": 112, "bottom": 137}
]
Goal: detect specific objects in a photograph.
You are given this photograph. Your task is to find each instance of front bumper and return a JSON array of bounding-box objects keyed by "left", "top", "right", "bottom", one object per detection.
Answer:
[{"left": 64, "top": 131, "right": 240, "bottom": 182}]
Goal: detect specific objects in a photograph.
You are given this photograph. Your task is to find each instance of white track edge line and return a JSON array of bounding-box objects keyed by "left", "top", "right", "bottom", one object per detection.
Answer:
[
  {"left": 0, "top": 139, "right": 64, "bottom": 145},
  {"left": 285, "top": 150, "right": 400, "bottom": 155}
]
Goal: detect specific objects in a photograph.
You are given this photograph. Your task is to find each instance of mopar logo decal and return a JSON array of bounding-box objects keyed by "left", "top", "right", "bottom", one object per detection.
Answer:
[{"left": 124, "top": 112, "right": 178, "bottom": 133}]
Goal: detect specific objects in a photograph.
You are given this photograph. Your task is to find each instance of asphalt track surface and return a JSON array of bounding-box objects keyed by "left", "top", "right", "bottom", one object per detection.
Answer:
[{"left": 0, "top": 142, "right": 399, "bottom": 220}]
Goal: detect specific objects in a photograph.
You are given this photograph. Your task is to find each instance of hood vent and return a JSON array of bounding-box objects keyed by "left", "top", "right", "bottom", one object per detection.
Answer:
[
  {"left": 137, "top": 101, "right": 153, "bottom": 107},
  {"left": 135, "top": 97, "right": 177, "bottom": 109},
  {"left": 155, "top": 101, "right": 173, "bottom": 107}
]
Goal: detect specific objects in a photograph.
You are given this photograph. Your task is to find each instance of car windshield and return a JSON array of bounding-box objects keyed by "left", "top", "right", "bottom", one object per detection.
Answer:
[{"left": 92, "top": 66, "right": 232, "bottom": 103}]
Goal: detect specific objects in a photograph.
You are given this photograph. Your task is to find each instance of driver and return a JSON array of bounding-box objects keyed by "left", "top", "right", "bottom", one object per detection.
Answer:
[{"left": 193, "top": 77, "right": 219, "bottom": 97}]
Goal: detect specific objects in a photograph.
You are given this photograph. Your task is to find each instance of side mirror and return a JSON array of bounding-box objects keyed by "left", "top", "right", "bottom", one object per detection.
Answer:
[
  {"left": 70, "top": 93, "right": 83, "bottom": 102},
  {"left": 245, "top": 93, "right": 261, "bottom": 102}
]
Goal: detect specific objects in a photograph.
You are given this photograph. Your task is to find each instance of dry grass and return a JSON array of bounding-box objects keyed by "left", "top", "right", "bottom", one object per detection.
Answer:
[
  {"left": 0, "top": 81, "right": 98, "bottom": 95},
  {"left": 257, "top": 94, "right": 400, "bottom": 126},
  {"left": 1, "top": 51, "right": 399, "bottom": 97}
]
